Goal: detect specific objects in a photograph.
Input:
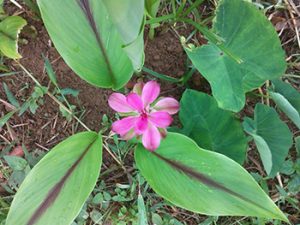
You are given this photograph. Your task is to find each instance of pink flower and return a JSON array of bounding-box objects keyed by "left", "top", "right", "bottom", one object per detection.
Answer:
[{"left": 108, "top": 80, "right": 179, "bottom": 151}]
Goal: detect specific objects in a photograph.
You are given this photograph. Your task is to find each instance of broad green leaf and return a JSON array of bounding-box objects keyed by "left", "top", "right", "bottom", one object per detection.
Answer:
[
  {"left": 269, "top": 91, "right": 300, "bottom": 130},
  {"left": 102, "top": 0, "right": 144, "bottom": 45},
  {"left": 179, "top": 90, "right": 247, "bottom": 164},
  {"left": 6, "top": 132, "right": 103, "bottom": 225},
  {"left": 123, "top": 27, "right": 145, "bottom": 71},
  {"left": 270, "top": 79, "right": 300, "bottom": 129},
  {"left": 102, "top": 0, "right": 145, "bottom": 71},
  {"left": 243, "top": 104, "right": 293, "bottom": 177},
  {"left": 135, "top": 133, "right": 288, "bottom": 222},
  {"left": 37, "top": 0, "right": 135, "bottom": 89},
  {"left": 184, "top": 0, "right": 286, "bottom": 112},
  {"left": 0, "top": 16, "right": 27, "bottom": 59}
]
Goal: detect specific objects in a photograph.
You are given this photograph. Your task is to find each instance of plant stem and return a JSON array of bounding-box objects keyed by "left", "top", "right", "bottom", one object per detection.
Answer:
[
  {"left": 143, "top": 67, "right": 180, "bottom": 83},
  {"left": 179, "top": 18, "right": 222, "bottom": 43},
  {"left": 171, "top": 0, "right": 177, "bottom": 16},
  {"left": 181, "top": 67, "right": 196, "bottom": 84},
  {"left": 146, "top": 14, "right": 176, "bottom": 25},
  {"left": 179, "top": 18, "right": 243, "bottom": 64}
]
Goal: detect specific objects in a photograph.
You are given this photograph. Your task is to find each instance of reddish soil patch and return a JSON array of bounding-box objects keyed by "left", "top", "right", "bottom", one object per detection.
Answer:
[{"left": 0, "top": 8, "right": 190, "bottom": 157}]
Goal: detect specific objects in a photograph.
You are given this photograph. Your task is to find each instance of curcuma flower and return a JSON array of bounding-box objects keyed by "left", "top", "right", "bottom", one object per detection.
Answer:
[{"left": 108, "top": 81, "right": 179, "bottom": 151}]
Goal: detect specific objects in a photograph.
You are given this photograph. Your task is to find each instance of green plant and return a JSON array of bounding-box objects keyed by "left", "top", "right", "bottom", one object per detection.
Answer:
[{"left": 3, "top": 0, "right": 299, "bottom": 224}]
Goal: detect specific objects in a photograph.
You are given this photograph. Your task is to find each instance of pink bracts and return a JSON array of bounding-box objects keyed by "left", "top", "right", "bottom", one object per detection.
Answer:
[{"left": 108, "top": 81, "right": 179, "bottom": 151}]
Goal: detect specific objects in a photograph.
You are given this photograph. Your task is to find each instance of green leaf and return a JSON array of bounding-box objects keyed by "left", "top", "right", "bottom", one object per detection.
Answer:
[
  {"left": 123, "top": 27, "right": 145, "bottom": 72},
  {"left": 92, "top": 193, "right": 103, "bottom": 205},
  {"left": 6, "top": 131, "right": 103, "bottom": 225},
  {"left": 102, "top": 0, "right": 145, "bottom": 71},
  {"left": 102, "top": 0, "right": 144, "bottom": 45},
  {"left": 37, "top": 0, "right": 144, "bottom": 89},
  {"left": 269, "top": 91, "right": 300, "bottom": 130},
  {"left": 270, "top": 79, "right": 300, "bottom": 129},
  {"left": 243, "top": 104, "right": 293, "bottom": 177},
  {"left": 135, "top": 132, "right": 287, "bottom": 222},
  {"left": 179, "top": 90, "right": 247, "bottom": 164},
  {"left": 0, "top": 0, "right": 5, "bottom": 19},
  {"left": 3, "top": 156, "right": 28, "bottom": 171},
  {"left": 287, "top": 175, "right": 300, "bottom": 193},
  {"left": 3, "top": 82, "right": 20, "bottom": 108},
  {"left": 0, "top": 110, "right": 16, "bottom": 128},
  {"left": 280, "top": 159, "right": 295, "bottom": 176},
  {"left": 43, "top": 56, "right": 57, "bottom": 86},
  {"left": 137, "top": 192, "right": 148, "bottom": 225},
  {"left": 272, "top": 79, "right": 300, "bottom": 112},
  {"left": 145, "top": 0, "right": 161, "bottom": 18},
  {"left": 184, "top": 0, "right": 286, "bottom": 112},
  {"left": 0, "top": 16, "right": 27, "bottom": 59},
  {"left": 296, "top": 136, "right": 300, "bottom": 156},
  {"left": 60, "top": 88, "right": 80, "bottom": 98}
]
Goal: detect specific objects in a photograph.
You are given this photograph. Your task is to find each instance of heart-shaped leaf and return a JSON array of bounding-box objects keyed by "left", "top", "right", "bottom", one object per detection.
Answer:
[
  {"left": 184, "top": 0, "right": 286, "bottom": 112},
  {"left": 135, "top": 132, "right": 287, "bottom": 222},
  {"left": 179, "top": 89, "right": 247, "bottom": 164},
  {"left": 37, "top": 0, "right": 144, "bottom": 89},
  {"left": 243, "top": 104, "right": 293, "bottom": 177},
  {"left": 0, "top": 16, "right": 27, "bottom": 59},
  {"left": 6, "top": 132, "right": 102, "bottom": 225}
]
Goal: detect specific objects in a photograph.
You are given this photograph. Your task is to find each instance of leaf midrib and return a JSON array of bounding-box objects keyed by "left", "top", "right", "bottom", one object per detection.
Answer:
[
  {"left": 26, "top": 137, "right": 98, "bottom": 225},
  {"left": 77, "top": 0, "right": 116, "bottom": 87}
]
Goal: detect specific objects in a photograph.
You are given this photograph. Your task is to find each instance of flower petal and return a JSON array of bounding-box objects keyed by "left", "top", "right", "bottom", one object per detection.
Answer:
[
  {"left": 141, "top": 81, "right": 160, "bottom": 107},
  {"left": 112, "top": 116, "right": 137, "bottom": 136},
  {"left": 127, "top": 93, "right": 144, "bottom": 111},
  {"left": 108, "top": 93, "right": 134, "bottom": 113},
  {"left": 142, "top": 123, "right": 161, "bottom": 151},
  {"left": 149, "top": 112, "right": 173, "bottom": 128},
  {"left": 153, "top": 97, "right": 179, "bottom": 115},
  {"left": 135, "top": 116, "right": 148, "bottom": 135}
]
